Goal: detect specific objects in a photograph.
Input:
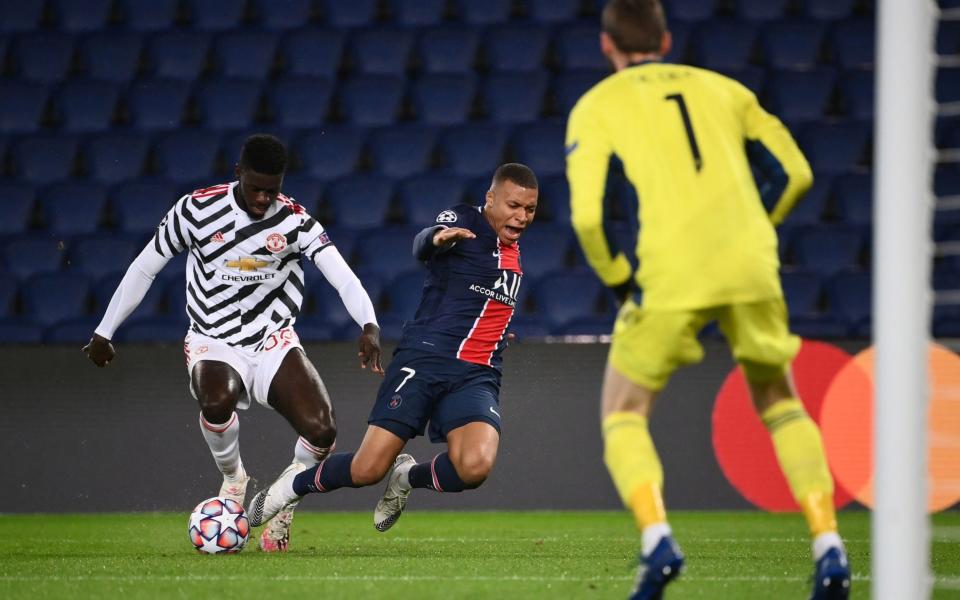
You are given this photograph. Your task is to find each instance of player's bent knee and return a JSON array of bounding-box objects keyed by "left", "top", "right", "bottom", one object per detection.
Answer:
[
  {"left": 198, "top": 391, "right": 238, "bottom": 424},
  {"left": 350, "top": 455, "right": 391, "bottom": 486},
  {"left": 300, "top": 417, "right": 336, "bottom": 451},
  {"left": 454, "top": 452, "right": 496, "bottom": 487}
]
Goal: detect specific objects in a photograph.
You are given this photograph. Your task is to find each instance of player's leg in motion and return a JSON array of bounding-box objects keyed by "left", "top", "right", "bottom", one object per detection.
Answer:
[
  {"left": 748, "top": 370, "right": 850, "bottom": 599},
  {"left": 193, "top": 361, "right": 249, "bottom": 505},
  {"left": 601, "top": 362, "right": 684, "bottom": 600}
]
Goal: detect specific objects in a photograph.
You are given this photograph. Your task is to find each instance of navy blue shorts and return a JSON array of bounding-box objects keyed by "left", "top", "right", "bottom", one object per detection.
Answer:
[{"left": 368, "top": 348, "right": 502, "bottom": 443}]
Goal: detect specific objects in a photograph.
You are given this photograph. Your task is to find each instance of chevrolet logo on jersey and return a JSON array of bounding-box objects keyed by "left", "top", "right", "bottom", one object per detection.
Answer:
[
  {"left": 222, "top": 257, "right": 275, "bottom": 282},
  {"left": 225, "top": 257, "right": 270, "bottom": 271}
]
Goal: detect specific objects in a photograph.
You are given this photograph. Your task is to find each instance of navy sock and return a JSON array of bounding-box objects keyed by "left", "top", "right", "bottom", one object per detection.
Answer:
[
  {"left": 293, "top": 452, "right": 357, "bottom": 495},
  {"left": 407, "top": 453, "right": 468, "bottom": 493}
]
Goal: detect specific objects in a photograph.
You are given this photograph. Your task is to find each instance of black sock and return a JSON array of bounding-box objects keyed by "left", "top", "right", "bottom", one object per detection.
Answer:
[
  {"left": 292, "top": 452, "right": 357, "bottom": 495},
  {"left": 407, "top": 453, "right": 467, "bottom": 492}
]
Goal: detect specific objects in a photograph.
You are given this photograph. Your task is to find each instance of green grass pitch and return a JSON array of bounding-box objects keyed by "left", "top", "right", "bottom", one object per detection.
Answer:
[{"left": 1, "top": 511, "right": 958, "bottom": 598}]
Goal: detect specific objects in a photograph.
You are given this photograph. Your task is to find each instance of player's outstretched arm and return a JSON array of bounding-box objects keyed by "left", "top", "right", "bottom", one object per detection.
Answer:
[
  {"left": 432, "top": 227, "right": 476, "bottom": 247},
  {"left": 357, "top": 322, "right": 383, "bottom": 375}
]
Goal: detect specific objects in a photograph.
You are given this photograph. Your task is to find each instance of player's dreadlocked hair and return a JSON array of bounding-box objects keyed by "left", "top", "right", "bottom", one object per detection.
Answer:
[
  {"left": 602, "top": 0, "right": 667, "bottom": 55},
  {"left": 239, "top": 134, "right": 287, "bottom": 175},
  {"left": 493, "top": 163, "right": 539, "bottom": 190}
]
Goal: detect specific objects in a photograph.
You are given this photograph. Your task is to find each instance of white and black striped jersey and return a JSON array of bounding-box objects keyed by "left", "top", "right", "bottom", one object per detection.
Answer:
[{"left": 154, "top": 181, "right": 332, "bottom": 350}]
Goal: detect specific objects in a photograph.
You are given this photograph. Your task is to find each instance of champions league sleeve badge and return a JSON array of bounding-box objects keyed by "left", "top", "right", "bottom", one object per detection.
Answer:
[{"left": 436, "top": 210, "right": 458, "bottom": 224}]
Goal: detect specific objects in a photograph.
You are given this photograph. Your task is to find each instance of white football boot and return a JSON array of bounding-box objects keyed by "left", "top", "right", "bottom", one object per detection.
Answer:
[
  {"left": 258, "top": 500, "right": 300, "bottom": 552},
  {"left": 248, "top": 461, "right": 305, "bottom": 527},
  {"left": 374, "top": 454, "right": 416, "bottom": 532},
  {"left": 219, "top": 466, "right": 251, "bottom": 505}
]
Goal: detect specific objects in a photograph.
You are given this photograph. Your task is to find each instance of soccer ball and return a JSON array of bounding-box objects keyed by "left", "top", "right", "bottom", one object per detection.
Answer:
[{"left": 188, "top": 496, "right": 250, "bottom": 554}]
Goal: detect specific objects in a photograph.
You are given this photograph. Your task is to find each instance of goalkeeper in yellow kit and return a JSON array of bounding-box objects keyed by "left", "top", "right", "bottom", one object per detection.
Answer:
[{"left": 565, "top": 1, "right": 850, "bottom": 598}]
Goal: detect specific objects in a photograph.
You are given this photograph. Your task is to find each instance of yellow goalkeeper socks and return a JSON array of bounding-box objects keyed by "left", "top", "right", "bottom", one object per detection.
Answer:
[
  {"left": 602, "top": 412, "right": 667, "bottom": 530},
  {"left": 761, "top": 399, "right": 837, "bottom": 536}
]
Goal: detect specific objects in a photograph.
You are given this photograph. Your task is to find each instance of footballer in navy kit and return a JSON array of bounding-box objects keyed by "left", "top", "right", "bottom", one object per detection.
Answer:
[{"left": 249, "top": 163, "right": 539, "bottom": 532}]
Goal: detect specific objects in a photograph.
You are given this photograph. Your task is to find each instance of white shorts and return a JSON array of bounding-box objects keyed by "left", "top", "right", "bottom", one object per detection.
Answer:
[{"left": 183, "top": 327, "right": 304, "bottom": 410}]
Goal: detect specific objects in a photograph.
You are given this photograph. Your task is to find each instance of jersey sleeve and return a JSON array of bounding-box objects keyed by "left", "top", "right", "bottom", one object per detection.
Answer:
[
  {"left": 299, "top": 213, "right": 334, "bottom": 263},
  {"left": 565, "top": 99, "right": 633, "bottom": 287},
  {"left": 152, "top": 194, "right": 194, "bottom": 258},
  {"left": 736, "top": 83, "right": 814, "bottom": 225}
]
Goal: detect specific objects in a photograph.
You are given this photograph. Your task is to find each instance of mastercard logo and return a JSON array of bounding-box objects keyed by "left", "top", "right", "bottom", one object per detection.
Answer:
[{"left": 712, "top": 339, "right": 960, "bottom": 512}]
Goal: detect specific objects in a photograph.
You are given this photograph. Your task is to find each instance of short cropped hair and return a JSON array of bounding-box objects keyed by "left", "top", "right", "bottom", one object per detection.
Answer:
[
  {"left": 239, "top": 134, "right": 287, "bottom": 175},
  {"left": 602, "top": 0, "right": 667, "bottom": 55},
  {"left": 493, "top": 163, "right": 538, "bottom": 190}
]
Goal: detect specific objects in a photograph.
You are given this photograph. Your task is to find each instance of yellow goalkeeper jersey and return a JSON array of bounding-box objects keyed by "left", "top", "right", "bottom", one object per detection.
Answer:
[{"left": 566, "top": 62, "right": 812, "bottom": 310}]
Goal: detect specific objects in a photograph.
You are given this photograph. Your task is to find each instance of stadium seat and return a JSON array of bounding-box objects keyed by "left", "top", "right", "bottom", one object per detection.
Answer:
[
  {"left": 527, "top": 0, "right": 580, "bottom": 23},
  {"left": 268, "top": 77, "right": 334, "bottom": 128},
  {"left": 416, "top": 27, "right": 479, "bottom": 74},
  {"left": 482, "top": 25, "right": 550, "bottom": 72},
  {"left": 70, "top": 237, "right": 140, "bottom": 281},
  {"left": 44, "top": 317, "right": 102, "bottom": 344},
  {"left": 351, "top": 267, "right": 387, "bottom": 307},
  {"left": 735, "top": 0, "right": 788, "bottom": 21},
  {"left": 663, "top": 0, "right": 716, "bottom": 21},
  {"left": 0, "top": 1, "right": 44, "bottom": 32},
  {"left": 383, "top": 270, "right": 427, "bottom": 318},
  {"left": 278, "top": 175, "right": 324, "bottom": 217},
  {"left": 833, "top": 174, "right": 872, "bottom": 226},
  {"left": 793, "top": 225, "right": 864, "bottom": 275},
  {"left": 0, "top": 319, "right": 44, "bottom": 343},
  {"left": 119, "top": 0, "right": 178, "bottom": 32},
  {"left": 349, "top": 28, "right": 414, "bottom": 76},
  {"left": 411, "top": 73, "right": 476, "bottom": 125},
  {"left": 663, "top": 20, "right": 693, "bottom": 63},
  {"left": 4, "top": 237, "right": 67, "bottom": 278},
  {"left": 296, "top": 127, "right": 366, "bottom": 181},
  {"left": 0, "top": 183, "right": 36, "bottom": 236},
  {"left": 397, "top": 175, "right": 467, "bottom": 225},
  {"left": 368, "top": 126, "right": 437, "bottom": 178},
  {"left": 830, "top": 18, "right": 875, "bottom": 70},
  {"left": 783, "top": 175, "right": 832, "bottom": 227},
  {"left": 390, "top": 0, "right": 445, "bottom": 26},
  {"left": 552, "top": 70, "right": 607, "bottom": 116},
  {"left": 94, "top": 272, "right": 166, "bottom": 321},
  {"left": 52, "top": 0, "right": 112, "bottom": 32},
  {"left": 557, "top": 315, "right": 616, "bottom": 336},
  {"left": 0, "top": 278, "right": 20, "bottom": 315},
  {"left": 452, "top": 0, "right": 511, "bottom": 25},
  {"left": 12, "top": 32, "right": 75, "bottom": 83},
  {"left": 282, "top": 30, "right": 345, "bottom": 79},
  {"left": 760, "top": 20, "right": 826, "bottom": 70},
  {"left": 553, "top": 24, "right": 607, "bottom": 71},
  {"left": 938, "top": 20, "right": 960, "bottom": 56},
  {"left": 22, "top": 272, "right": 91, "bottom": 327},
  {"left": 534, "top": 270, "right": 605, "bottom": 328},
  {"left": 155, "top": 131, "right": 222, "bottom": 184},
  {"left": 538, "top": 175, "right": 571, "bottom": 223},
  {"left": 221, "top": 128, "right": 293, "bottom": 166},
  {"left": 294, "top": 318, "right": 340, "bottom": 342},
  {"left": 213, "top": 31, "right": 278, "bottom": 80},
  {"left": 250, "top": 0, "right": 312, "bottom": 29},
  {"left": 482, "top": 72, "right": 548, "bottom": 123},
  {"left": 39, "top": 182, "right": 108, "bottom": 236},
  {"left": 718, "top": 66, "right": 765, "bottom": 95},
  {"left": 789, "top": 314, "right": 849, "bottom": 338},
  {"left": 323, "top": 176, "right": 394, "bottom": 229},
  {"left": 119, "top": 316, "right": 190, "bottom": 343},
  {"left": 838, "top": 69, "right": 874, "bottom": 120},
  {"left": 0, "top": 82, "right": 49, "bottom": 134},
  {"left": 781, "top": 270, "right": 822, "bottom": 317},
  {"left": 512, "top": 123, "right": 566, "bottom": 178},
  {"left": 338, "top": 75, "right": 405, "bottom": 127},
  {"left": 305, "top": 280, "right": 357, "bottom": 328},
  {"left": 163, "top": 278, "right": 187, "bottom": 318},
  {"left": 691, "top": 20, "right": 758, "bottom": 71},
  {"left": 84, "top": 133, "right": 150, "bottom": 184},
  {"left": 196, "top": 79, "right": 262, "bottom": 131},
  {"left": 57, "top": 81, "right": 120, "bottom": 133},
  {"left": 507, "top": 314, "right": 550, "bottom": 339},
  {"left": 355, "top": 228, "right": 423, "bottom": 275},
  {"left": 79, "top": 33, "right": 144, "bottom": 83},
  {"left": 127, "top": 78, "right": 192, "bottom": 132},
  {"left": 517, "top": 226, "right": 573, "bottom": 276},
  {"left": 439, "top": 124, "right": 508, "bottom": 177},
  {"left": 184, "top": 0, "right": 246, "bottom": 31},
  {"left": 148, "top": 32, "right": 212, "bottom": 80},
  {"left": 937, "top": 68, "right": 960, "bottom": 104},
  {"left": 825, "top": 269, "right": 871, "bottom": 329},
  {"left": 318, "top": 0, "right": 378, "bottom": 27},
  {"left": 800, "top": 0, "right": 856, "bottom": 21},
  {"left": 764, "top": 69, "right": 835, "bottom": 123},
  {"left": 800, "top": 123, "right": 870, "bottom": 174},
  {"left": 13, "top": 135, "right": 78, "bottom": 184},
  {"left": 110, "top": 180, "right": 178, "bottom": 236}
]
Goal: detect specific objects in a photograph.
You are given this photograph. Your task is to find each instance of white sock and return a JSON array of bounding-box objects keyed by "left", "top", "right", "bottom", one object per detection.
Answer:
[
  {"left": 812, "top": 532, "right": 845, "bottom": 561},
  {"left": 641, "top": 522, "right": 672, "bottom": 557},
  {"left": 294, "top": 436, "right": 334, "bottom": 467},
  {"left": 199, "top": 412, "right": 243, "bottom": 478}
]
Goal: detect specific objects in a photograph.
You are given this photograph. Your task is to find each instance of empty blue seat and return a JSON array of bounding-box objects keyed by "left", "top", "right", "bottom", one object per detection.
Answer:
[
  {"left": 355, "top": 229, "right": 423, "bottom": 275},
  {"left": 164, "top": 278, "right": 187, "bottom": 318},
  {"left": 155, "top": 131, "right": 221, "bottom": 184},
  {"left": 507, "top": 314, "right": 550, "bottom": 339},
  {"left": 517, "top": 226, "right": 572, "bottom": 276},
  {"left": 833, "top": 174, "right": 872, "bottom": 226},
  {"left": 830, "top": 18, "right": 874, "bottom": 70},
  {"left": 692, "top": 20, "right": 758, "bottom": 70},
  {"left": 0, "top": 1, "right": 44, "bottom": 32},
  {"left": 382, "top": 270, "right": 427, "bottom": 318},
  {"left": 119, "top": 316, "right": 190, "bottom": 343},
  {"left": 185, "top": 0, "right": 246, "bottom": 31},
  {"left": 664, "top": 20, "right": 692, "bottom": 63},
  {"left": 127, "top": 78, "right": 192, "bottom": 131},
  {"left": 268, "top": 77, "right": 334, "bottom": 128},
  {"left": 4, "top": 237, "right": 65, "bottom": 277},
  {"left": 760, "top": 20, "right": 826, "bottom": 70},
  {"left": 148, "top": 32, "right": 212, "bottom": 80},
  {"left": 397, "top": 175, "right": 467, "bottom": 225},
  {"left": 79, "top": 32, "right": 144, "bottom": 83},
  {"left": 534, "top": 270, "right": 604, "bottom": 328},
  {"left": 368, "top": 126, "right": 436, "bottom": 178},
  {"left": 350, "top": 28, "right": 414, "bottom": 76},
  {"left": 0, "top": 279, "right": 18, "bottom": 316},
  {"left": 483, "top": 25, "right": 549, "bottom": 72},
  {"left": 800, "top": 123, "right": 870, "bottom": 174},
  {"left": 790, "top": 314, "right": 849, "bottom": 338},
  {"left": 440, "top": 124, "right": 508, "bottom": 177},
  {"left": 44, "top": 317, "right": 101, "bottom": 344},
  {"left": 784, "top": 175, "right": 832, "bottom": 227},
  {"left": 52, "top": 0, "right": 112, "bottom": 32},
  {"left": 0, "top": 82, "right": 49, "bottom": 134},
  {"left": 482, "top": 72, "right": 548, "bottom": 123},
  {"left": 718, "top": 66, "right": 765, "bottom": 94},
  {"left": 250, "top": 0, "right": 312, "bottom": 29},
  {"left": 781, "top": 270, "right": 822, "bottom": 317},
  {"left": 0, "top": 319, "right": 44, "bottom": 343},
  {"left": 324, "top": 176, "right": 394, "bottom": 229},
  {"left": 84, "top": 133, "right": 149, "bottom": 184},
  {"left": 793, "top": 225, "right": 864, "bottom": 275},
  {"left": 350, "top": 267, "right": 386, "bottom": 306},
  {"left": 278, "top": 175, "right": 324, "bottom": 216},
  {"left": 556, "top": 315, "right": 616, "bottom": 336},
  {"left": 119, "top": 0, "right": 178, "bottom": 31},
  {"left": 765, "top": 69, "right": 835, "bottom": 123},
  {"left": 801, "top": 0, "right": 856, "bottom": 20},
  {"left": 551, "top": 70, "right": 606, "bottom": 116},
  {"left": 14, "top": 136, "right": 78, "bottom": 184},
  {"left": 22, "top": 272, "right": 91, "bottom": 326},
  {"left": 411, "top": 73, "right": 476, "bottom": 125},
  {"left": 825, "top": 269, "right": 871, "bottom": 325},
  {"left": 57, "top": 81, "right": 120, "bottom": 133},
  {"left": 527, "top": 0, "right": 579, "bottom": 23},
  {"left": 197, "top": 79, "right": 262, "bottom": 130},
  {"left": 553, "top": 24, "right": 607, "bottom": 71},
  {"left": 937, "top": 68, "right": 960, "bottom": 104},
  {"left": 319, "top": 0, "right": 378, "bottom": 27},
  {"left": 453, "top": 0, "right": 511, "bottom": 24},
  {"left": 664, "top": 0, "right": 716, "bottom": 21},
  {"left": 390, "top": 0, "right": 445, "bottom": 26},
  {"left": 736, "top": 0, "right": 788, "bottom": 21},
  {"left": 0, "top": 183, "right": 36, "bottom": 236},
  {"left": 539, "top": 175, "right": 571, "bottom": 223},
  {"left": 111, "top": 180, "right": 178, "bottom": 235},
  {"left": 40, "top": 182, "right": 108, "bottom": 235},
  {"left": 306, "top": 279, "right": 362, "bottom": 328},
  {"left": 512, "top": 123, "right": 565, "bottom": 178},
  {"left": 294, "top": 318, "right": 340, "bottom": 342},
  {"left": 71, "top": 237, "right": 140, "bottom": 280},
  {"left": 417, "top": 27, "right": 479, "bottom": 74},
  {"left": 94, "top": 272, "right": 166, "bottom": 322},
  {"left": 13, "top": 32, "right": 75, "bottom": 83},
  {"left": 282, "top": 30, "right": 345, "bottom": 78},
  {"left": 339, "top": 75, "right": 405, "bottom": 126},
  {"left": 296, "top": 128, "right": 366, "bottom": 181},
  {"left": 838, "top": 69, "right": 874, "bottom": 119},
  {"left": 938, "top": 21, "right": 960, "bottom": 56},
  {"left": 213, "top": 31, "right": 278, "bottom": 79}
]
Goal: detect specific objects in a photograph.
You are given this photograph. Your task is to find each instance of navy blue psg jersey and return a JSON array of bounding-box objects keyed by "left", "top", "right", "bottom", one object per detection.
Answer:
[{"left": 398, "top": 204, "right": 523, "bottom": 370}]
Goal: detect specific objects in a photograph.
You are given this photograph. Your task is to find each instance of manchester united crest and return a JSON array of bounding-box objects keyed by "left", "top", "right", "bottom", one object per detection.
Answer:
[{"left": 266, "top": 232, "right": 287, "bottom": 253}]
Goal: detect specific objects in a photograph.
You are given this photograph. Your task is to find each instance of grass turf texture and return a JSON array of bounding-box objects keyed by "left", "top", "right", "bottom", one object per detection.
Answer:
[{"left": 1, "top": 511, "right": 958, "bottom": 599}]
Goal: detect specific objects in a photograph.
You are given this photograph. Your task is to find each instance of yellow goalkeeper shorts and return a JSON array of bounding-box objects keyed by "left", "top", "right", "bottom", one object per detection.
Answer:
[{"left": 609, "top": 296, "right": 801, "bottom": 391}]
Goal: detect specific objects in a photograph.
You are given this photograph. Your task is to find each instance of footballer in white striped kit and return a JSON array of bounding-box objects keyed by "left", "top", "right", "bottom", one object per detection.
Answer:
[{"left": 84, "top": 134, "right": 383, "bottom": 552}]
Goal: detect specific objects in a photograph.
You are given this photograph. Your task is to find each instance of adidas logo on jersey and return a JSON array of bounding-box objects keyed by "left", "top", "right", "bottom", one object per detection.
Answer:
[{"left": 210, "top": 231, "right": 226, "bottom": 243}]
